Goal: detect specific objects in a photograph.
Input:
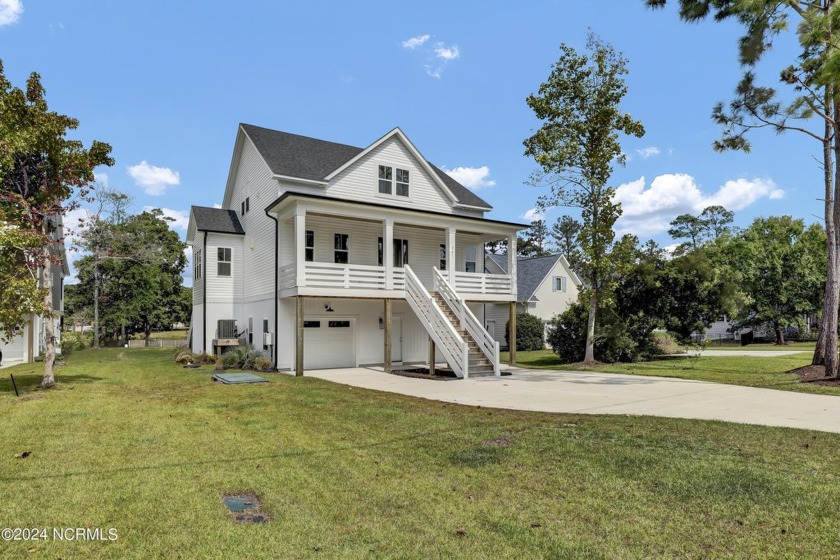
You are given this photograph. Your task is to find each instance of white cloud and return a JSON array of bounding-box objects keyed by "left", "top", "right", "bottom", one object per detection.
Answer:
[
  {"left": 425, "top": 66, "right": 442, "bottom": 79},
  {"left": 127, "top": 160, "right": 180, "bottom": 196},
  {"left": 434, "top": 42, "right": 460, "bottom": 60},
  {"left": 94, "top": 172, "right": 109, "bottom": 186},
  {"left": 442, "top": 165, "right": 496, "bottom": 191},
  {"left": 0, "top": 0, "right": 23, "bottom": 26},
  {"left": 401, "top": 34, "right": 430, "bottom": 49},
  {"left": 144, "top": 206, "right": 189, "bottom": 230},
  {"left": 636, "top": 146, "right": 661, "bottom": 159},
  {"left": 612, "top": 174, "right": 784, "bottom": 236},
  {"left": 213, "top": 203, "right": 222, "bottom": 209},
  {"left": 521, "top": 208, "right": 543, "bottom": 221}
]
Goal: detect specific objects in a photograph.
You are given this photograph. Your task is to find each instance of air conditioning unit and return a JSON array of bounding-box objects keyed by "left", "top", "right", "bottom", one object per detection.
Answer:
[
  {"left": 218, "top": 319, "right": 237, "bottom": 339},
  {"left": 263, "top": 332, "right": 273, "bottom": 346}
]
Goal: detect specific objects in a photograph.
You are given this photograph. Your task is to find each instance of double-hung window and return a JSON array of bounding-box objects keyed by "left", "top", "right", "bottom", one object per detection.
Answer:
[
  {"left": 378, "top": 165, "right": 410, "bottom": 197},
  {"left": 217, "top": 248, "right": 232, "bottom": 276},
  {"left": 439, "top": 244, "right": 446, "bottom": 271},
  {"left": 334, "top": 234, "right": 349, "bottom": 264},
  {"left": 305, "top": 230, "right": 314, "bottom": 262},
  {"left": 194, "top": 249, "right": 202, "bottom": 280},
  {"left": 553, "top": 276, "right": 567, "bottom": 292},
  {"left": 465, "top": 247, "right": 476, "bottom": 273}
]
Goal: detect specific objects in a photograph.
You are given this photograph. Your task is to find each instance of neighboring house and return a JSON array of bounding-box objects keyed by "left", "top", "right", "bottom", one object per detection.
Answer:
[
  {"left": 484, "top": 253, "right": 581, "bottom": 346},
  {"left": 0, "top": 218, "right": 68, "bottom": 367},
  {"left": 186, "top": 124, "right": 525, "bottom": 377}
]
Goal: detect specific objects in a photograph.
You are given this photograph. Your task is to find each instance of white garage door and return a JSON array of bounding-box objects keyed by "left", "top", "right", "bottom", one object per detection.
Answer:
[
  {"left": 303, "top": 318, "right": 355, "bottom": 369},
  {"left": 1, "top": 331, "right": 26, "bottom": 364}
]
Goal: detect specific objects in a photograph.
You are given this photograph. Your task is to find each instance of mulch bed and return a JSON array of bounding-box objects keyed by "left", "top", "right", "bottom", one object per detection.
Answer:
[{"left": 788, "top": 365, "right": 840, "bottom": 386}]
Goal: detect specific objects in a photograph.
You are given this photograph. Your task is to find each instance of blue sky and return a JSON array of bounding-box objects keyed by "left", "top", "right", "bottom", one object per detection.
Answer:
[{"left": 0, "top": 1, "right": 823, "bottom": 283}]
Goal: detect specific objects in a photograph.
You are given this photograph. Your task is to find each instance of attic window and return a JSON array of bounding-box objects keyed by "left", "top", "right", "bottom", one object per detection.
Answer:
[
  {"left": 378, "top": 165, "right": 409, "bottom": 197},
  {"left": 396, "top": 169, "right": 409, "bottom": 196},
  {"left": 553, "top": 276, "right": 567, "bottom": 292},
  {"left": 378, "top": 165, "right": 392, "bottom": 195}
]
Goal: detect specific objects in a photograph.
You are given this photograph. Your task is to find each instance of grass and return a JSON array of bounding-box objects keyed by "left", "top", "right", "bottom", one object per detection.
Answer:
[
  {"left": 699, "top": 340, "right": 818, "bottom": 351},
  {"left": 502, "top": 349, "right": 840, "bottom": 396},
  {"left": 1, "top": 349, "right": 839, "bottom": 558},
  {"left": 147, "top": 330, "right": 189, "bottom": 340}
]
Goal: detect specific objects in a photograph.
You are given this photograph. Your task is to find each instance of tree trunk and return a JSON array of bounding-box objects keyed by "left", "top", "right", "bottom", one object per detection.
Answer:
[
  {"left": 40, "top": 258, "right": 56, "bottom": 388},
  {"left": 144, "top": 324, "right": 151, "bottom": 345},
  {"left": 775, "top": 326, "right": 785, "bottom": 346},
  {"left": 93, "top": 256, "right": 100, "bottom": 348},
  {"left": 584, "top": 289, "right": 597, "bottom": 362}
]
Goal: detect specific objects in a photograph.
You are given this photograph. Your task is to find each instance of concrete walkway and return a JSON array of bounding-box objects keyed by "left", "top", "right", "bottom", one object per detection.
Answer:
[{"left": 307, "top": 367, "right": 840, "bottom": 434}]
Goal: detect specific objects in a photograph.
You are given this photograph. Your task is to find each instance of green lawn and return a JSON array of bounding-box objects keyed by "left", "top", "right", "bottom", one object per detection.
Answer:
[
  {"left": 2, "top": 349, "right": 840, "bottom": 558},
  {"left": 502, "top": 349, "right": 840, "bottom": 396}
]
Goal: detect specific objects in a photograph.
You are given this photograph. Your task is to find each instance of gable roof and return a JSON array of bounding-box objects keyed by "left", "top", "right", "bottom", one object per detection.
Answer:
[
  {"left": 191, "top": 206, "right": 245, "bottom": 234},
  {"left": 239, "top": 123, "right": 492, "bottom": 210},
  {"left": 485, "top": 253, "right": 581, "bottom": 302}
]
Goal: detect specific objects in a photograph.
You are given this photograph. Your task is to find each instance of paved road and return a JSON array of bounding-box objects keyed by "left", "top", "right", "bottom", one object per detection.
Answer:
[{"left": 307, "top": 367, "right": 840, "bottom": 434}]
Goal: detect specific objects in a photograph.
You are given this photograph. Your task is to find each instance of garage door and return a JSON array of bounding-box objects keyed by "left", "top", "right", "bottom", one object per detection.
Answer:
[
  {"left": 1, "top": 331, "right": 26, "bottom": 364},
  {"left": 303, "top": 319, "right": 355, "bottom": 369}
]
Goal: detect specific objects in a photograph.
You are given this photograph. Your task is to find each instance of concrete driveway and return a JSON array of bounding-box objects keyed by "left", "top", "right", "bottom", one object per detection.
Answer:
[{"left": 307, "top": 367, "right": 840, "bottom": 434}]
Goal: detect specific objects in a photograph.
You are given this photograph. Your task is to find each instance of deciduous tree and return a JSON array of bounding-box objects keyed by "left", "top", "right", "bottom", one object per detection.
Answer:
[{"left": 524, "top": 33, "right": 644, "bottom": 363}]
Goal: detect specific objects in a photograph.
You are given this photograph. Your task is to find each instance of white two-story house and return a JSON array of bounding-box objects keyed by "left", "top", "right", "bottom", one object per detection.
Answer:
[{"left": 187, "top": 124, "right": 525, "bottom": 378}]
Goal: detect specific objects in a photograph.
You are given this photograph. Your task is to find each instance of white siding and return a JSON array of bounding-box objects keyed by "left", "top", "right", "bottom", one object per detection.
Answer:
[
  {"left": 327, "top": 137, "right": 455, "bottom": 214},
  {"left": 528, "top": 262, "right": 579, "bottom": 323},
  {"left": 191, "top": 303, "right": 204, "bottom": 354},
  {"left": 232, "top": 137, "right": 280, "bottom": 300},
  {"left": 205, "top": 233, "right": 244, "bottom": 304}
]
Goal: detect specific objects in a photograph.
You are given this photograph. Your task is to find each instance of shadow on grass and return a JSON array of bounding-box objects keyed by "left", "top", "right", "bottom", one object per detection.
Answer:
[
  {"left": 0, "top": 427, "right": 459, "bottom": 483},
  {"left": 1, "top": 373, "right": 104, "bottom": 395}
]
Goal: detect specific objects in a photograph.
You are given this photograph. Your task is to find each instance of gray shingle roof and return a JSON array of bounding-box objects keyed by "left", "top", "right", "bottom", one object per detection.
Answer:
[
  {"left": 191, "top": 206, "right": 245, "bottom": 234},
  {"left": 240, "top": 123, "right": 492, "bottom": 210},
  {"left": 485, "top": 253, "right": 566, "bottom": 302}
]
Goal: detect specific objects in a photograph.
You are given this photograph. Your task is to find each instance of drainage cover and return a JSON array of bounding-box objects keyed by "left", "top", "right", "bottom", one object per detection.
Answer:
[{"left": 223, "top": 495, "right": 259, "bottom": 513}]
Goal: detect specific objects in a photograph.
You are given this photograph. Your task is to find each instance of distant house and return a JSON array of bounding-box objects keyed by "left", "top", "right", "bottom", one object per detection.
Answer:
[
  {"left": 186, "top": 123, "right": 527, "bottom": 378},
  {"left": 0, "top": 219, "right": 68, "bottom": 367},
  {"left": 484, "top": 253, "right": 581, "bottom": 346}
]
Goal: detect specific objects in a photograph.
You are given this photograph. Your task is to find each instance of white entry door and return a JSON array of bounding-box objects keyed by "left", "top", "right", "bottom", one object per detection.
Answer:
[
  {"left": 303, "top": 318, "right": 356, "bottom": 369},
  {"left": 391, "top": 316, "right": 402, "bottom": 362}
]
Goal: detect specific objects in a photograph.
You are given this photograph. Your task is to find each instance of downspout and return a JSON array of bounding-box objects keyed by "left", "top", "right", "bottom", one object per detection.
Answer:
[
  {"left": 265, "top": 208, "right": 279, "bottom": 369},
  {"left": 202, "top": 231, "right": 207, "bottom": 354}
]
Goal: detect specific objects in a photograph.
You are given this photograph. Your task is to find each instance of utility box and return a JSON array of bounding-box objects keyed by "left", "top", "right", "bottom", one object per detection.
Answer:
[{"left": 263, "top": 332, "right": 273, "bottom": 346}]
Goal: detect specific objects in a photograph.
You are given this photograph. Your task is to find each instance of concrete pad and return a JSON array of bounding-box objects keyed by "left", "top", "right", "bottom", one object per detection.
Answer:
[{"left": 306, "top": 367, "right": 840, "bottom": 434}]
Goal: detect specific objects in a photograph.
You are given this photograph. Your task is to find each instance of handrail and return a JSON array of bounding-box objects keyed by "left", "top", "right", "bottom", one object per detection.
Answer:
[
  {"left": 404, "top": 265, "right": 469, "bottom": 378},
  {"left": 433, "top": 267, "right": 500, "bottom": 375}
]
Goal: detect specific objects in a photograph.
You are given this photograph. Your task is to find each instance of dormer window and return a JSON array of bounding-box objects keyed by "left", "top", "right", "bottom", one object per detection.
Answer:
[{"left": 378, "top": 165, "right": 410, "bottom": 197}]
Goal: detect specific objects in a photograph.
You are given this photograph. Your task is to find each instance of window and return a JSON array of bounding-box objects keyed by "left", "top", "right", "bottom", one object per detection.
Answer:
[
  {"left": 439, "top": 244, "right": 446, "bottom": 271},
  {"left": 553, "top": 276, "right": 567, "bottom": 292},
  {"left": 241, "top": 197, "right": 251, "bottom": 216},
  {"left": 465, "top": 247, "right": 476, "bottom": 273},
  {"left": 377, "top": 238, "right": 409, "bottom": 267},
  {"left": 303, "top": 321, "right": 321, "bottom": 328},
  {"left": 305, "top": 230, "right": 314, "bottom": 262},
  {"left": 378, "top": 165, "right": 392, "bottom": 194},
  {"left": 328, "top": 320, "right": 351, "bottom": 328},
  {"left": 248, "top": 317, "right": 253, "bottom": 345},
  {"left": 396, "top": 168, "right": 409, "bottom": 197},
  {"left": 194, "top": 249, "right": 202, "bottom": 280},
  {"left": 241, "top": 201, "right": 245, "bottom": 216},
  {"left": 217, "top": 247, "right": 232, "bottom": 276},
  {"left": 263, "top": 318, "right": 269, "bottom": 350},
  {"left": 334, "top": 233, "right": 349, "bottom": 264}
]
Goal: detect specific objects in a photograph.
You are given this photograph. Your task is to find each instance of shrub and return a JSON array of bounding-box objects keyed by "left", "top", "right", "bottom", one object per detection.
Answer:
[
  {"left": 242, "top": 349, "right": 267, "bottom": 370},
  {"left": 505, "top": 313, "right": 545, "bottom": 351},
  {"left": 252, "top": 356, "right": 273, "bottom": 372},
  {"left": 175, "top": 353, "right": 195, "bottom": 365},
  {"left": 653, "top": 332, "right": 681, "bottom": 355},
  {"left": 221, "top": 346, "right": 250, "bottom": 369},
  {"left": 214, "top": 357, "right": 225, "bottom": 371},
  {"left": 194, "top": 352, "right": 217, "bottom": 365}
]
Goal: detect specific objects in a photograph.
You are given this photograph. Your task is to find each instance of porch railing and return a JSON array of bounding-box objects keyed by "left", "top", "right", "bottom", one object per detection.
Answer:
[
  {"left": 452, "top": 271, "right": 512, "bottom": 295},
  {"left": 433, "top": 267, "right": 500, "bottom": 375}
]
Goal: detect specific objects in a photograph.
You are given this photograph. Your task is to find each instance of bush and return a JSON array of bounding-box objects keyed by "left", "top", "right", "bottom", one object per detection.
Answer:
[
  {"left": 505, "top": 313, "right": 545, "bottom": 351},
  {"left": 653, "top": 332, "right": 681, "bottom": 355},
  {"left": 252, "top": 356, "right": 273, "bottom": 372},
  {"left": 194, "top": 352, "right": 217, "bottom": 365},
  {"left": 242, "top": 349, "right": 266, "bottom": 370},
  {"left": 221, "top": 346, "right": 250, "bottom": 369},
  {"left": 545, "top": 302, "right": 657, "bottom": 364}
]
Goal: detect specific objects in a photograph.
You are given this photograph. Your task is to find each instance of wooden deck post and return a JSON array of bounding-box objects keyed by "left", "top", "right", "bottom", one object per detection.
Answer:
[
  {"left": 384, "top": 299, "right": 392, "bottom": 373},
  {"left": 428, "top": 335, "right": 436, "bottom": 375},
  {"left": 295, "top": 295, "right": 304, "bottom": 376},
  {"left": 509, "top": 301, "right": 517, "bottom": 366}
]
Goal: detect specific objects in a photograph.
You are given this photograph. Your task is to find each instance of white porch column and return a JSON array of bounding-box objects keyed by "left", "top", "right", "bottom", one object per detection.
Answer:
[
  {"left": 384, "top": 218, "right": 394, "bottom": 290},
  {"left": 447, "top": 226, "right": 457, "bottom": 283},
  {"left": 508, "top": 234, "right": 517, "bottom": 296},
  {"left": 294, "top": 207, "right": 306, "bottom": 287}
]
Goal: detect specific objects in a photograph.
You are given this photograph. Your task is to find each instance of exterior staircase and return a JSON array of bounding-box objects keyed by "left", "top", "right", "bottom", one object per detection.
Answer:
[
  {"left": 432, "top": 293, "right": 496, "bottom": 376},
  {"left": 403, "top": 264, "right": 500, "bottom": 379}
]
